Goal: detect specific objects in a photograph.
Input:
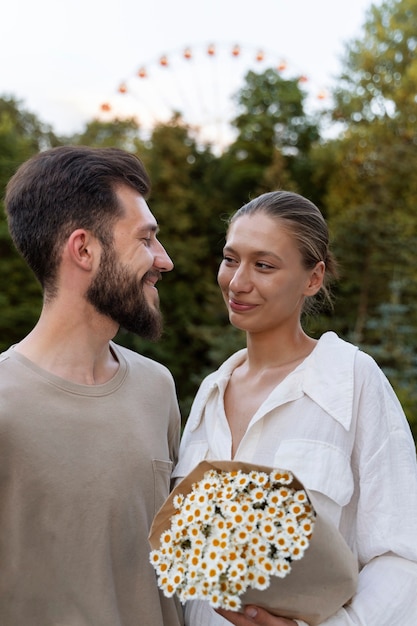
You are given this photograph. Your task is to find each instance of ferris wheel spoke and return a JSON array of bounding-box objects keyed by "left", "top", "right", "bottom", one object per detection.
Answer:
[{"left": 98, "top": 41, "right": 329, "bottom": 152}]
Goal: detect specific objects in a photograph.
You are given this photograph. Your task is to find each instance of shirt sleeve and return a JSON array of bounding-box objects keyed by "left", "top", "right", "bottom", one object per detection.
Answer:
[
  {"left": 166, "top": 373, "right": 181, "bottom": 470},
  {"left": 321, "top": 555, "right": 417, "bottom": 625},
  {"left": 320, "top": 357, "right": 417, "bottom": 625}
]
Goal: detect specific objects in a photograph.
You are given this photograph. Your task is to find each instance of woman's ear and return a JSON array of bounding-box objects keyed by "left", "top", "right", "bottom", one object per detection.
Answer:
[{"left": 305, "top": 261, "right": 325, "bottom": 296}]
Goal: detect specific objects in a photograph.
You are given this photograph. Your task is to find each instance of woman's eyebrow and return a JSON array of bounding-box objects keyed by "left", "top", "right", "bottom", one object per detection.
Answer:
[
  {"left": 224, "top": 244, "right": 282, "bottom": 261},
  {"left": 136, "top": 223, "right": 160, "bottom": 235}
]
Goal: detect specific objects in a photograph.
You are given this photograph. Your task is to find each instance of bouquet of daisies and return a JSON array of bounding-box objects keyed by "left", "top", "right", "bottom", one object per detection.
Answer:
[{"left": 149, "top": 460, "right": 358, "bottom": 626}]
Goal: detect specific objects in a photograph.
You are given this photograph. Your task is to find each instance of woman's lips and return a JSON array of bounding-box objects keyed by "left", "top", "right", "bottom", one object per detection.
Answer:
[{"left": 228, "top": 298, "right": 258, "bottom": 313}]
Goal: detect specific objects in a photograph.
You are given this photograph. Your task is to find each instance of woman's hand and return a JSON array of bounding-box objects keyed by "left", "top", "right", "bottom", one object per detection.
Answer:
[{"left": 216, "top": 606, "right": 299, "bottom": 626}]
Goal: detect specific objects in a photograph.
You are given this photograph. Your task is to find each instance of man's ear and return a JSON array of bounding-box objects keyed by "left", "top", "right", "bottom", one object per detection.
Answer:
[
  {"left": 305, "top": 261, "right": 325, "bottom": 296},
  {"left": 66, "top": 229, "right": 97, "bottom": 271}
]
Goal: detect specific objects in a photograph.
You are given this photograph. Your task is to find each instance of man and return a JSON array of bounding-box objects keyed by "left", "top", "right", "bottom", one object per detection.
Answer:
[{"left": 0, "top": 146, "right": 183, "bottom": 626}]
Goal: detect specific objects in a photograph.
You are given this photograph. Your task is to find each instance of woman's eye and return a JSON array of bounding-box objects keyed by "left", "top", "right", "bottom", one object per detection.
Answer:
[{"left": 256, "top": 262, "right": 274, "bottom": 270}]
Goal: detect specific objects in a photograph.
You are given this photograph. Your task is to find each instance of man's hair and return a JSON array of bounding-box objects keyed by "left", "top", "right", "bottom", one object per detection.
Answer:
[{"left": 4, "top": 145, "right": 151, "bottom": 295}]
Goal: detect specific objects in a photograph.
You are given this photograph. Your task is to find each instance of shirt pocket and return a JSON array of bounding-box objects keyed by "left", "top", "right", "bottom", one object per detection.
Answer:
[
  {"left": 171, "top": 441, "right": 209, "bottom": 484},
  {"left": 273, "top": 439, "right": 354, "bottom": 508},
  {"left": 152, "top": 459, "right": 173, "bottom": 516}
]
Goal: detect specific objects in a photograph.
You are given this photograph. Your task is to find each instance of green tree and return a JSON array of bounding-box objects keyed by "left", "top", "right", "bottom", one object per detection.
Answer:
[
  {"left": 219, "top": 69, "right": 319, "bottom": 203},
  {"left": 332, "top": 0, "right": 417, "bottom": 128},
  {"left": 321, "top": 0, "right": 417, "bottom": 342},
  {"left": 70, "top": 117, "right": 146, "bottom": 152},
  {"left": 360, "top": 280, "right": 417, "bottom": 442},
  {"left": 311, "top": 0, "right": 417, "bottom": 438},
  {"left": 0, "top": 96, "right": 60, "bottom": 350}
]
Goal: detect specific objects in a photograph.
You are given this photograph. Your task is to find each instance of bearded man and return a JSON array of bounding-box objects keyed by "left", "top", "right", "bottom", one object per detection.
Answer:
[{"left": 0, "top": 146, "right": 183, "bottom": 626}]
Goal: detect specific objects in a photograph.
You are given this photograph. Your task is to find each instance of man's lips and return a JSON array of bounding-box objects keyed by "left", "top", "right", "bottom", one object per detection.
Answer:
[{"left": 143, "top": 271, "right": 162, "bottom": 287}]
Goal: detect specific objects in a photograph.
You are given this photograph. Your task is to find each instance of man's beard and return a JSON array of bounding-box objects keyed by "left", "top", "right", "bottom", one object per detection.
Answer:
[{"left": 86, "top": 244, "right": 163, "bottom": 341}]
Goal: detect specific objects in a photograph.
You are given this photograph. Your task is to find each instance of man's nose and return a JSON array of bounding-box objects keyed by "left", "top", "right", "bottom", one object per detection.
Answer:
[{"left": 154, "top": 241, "right": 174, "bottom": 272}]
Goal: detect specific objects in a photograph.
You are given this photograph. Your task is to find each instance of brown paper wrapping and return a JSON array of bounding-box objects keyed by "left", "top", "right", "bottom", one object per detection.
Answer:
[{"left": 149, "top": 460, "right": 358, "bottom": 626}]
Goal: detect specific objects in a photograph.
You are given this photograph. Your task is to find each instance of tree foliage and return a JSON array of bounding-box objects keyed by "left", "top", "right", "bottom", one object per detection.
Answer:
[
  {"left": 218, "top": 69, "right": 319, "bottom": 203},
  {"left": 70, "top": 116, "right": 146, "bottom": 152},
  {"left": 0, "top": 96, "right": 60, "bottom": 350},
  {"left": 313, "top": 0, "right": 417, "bottom": 440},
  {"left": 1, "top": 0, "right": 417, "bottom": 442},
  {"left": 333, "top": 0, "right": 417, "bottom": 127}
]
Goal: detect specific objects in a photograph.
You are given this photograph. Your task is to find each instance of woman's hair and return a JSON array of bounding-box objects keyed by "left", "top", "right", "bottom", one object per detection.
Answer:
[
  {"left": 229, "top": 190, "right": 339, "bottom": 314},
  {"left": 5, "top": 145, "right": 151, "bottom": 297}
]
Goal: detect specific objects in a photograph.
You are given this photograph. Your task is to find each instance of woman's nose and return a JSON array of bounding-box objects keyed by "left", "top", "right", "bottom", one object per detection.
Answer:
[{"left": 229, "top": 265, "right": 251, "bottom": 292}]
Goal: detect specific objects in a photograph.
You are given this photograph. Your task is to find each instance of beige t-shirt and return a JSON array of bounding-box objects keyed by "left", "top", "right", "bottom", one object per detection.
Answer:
[{"left": 0, "top": 342, "right": 183, "bottom": 626}]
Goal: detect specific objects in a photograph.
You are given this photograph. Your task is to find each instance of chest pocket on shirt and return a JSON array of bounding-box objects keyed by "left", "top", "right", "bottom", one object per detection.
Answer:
[
  {"left": 152, "top": 459, "right": 173, "bottom": 515},
  {"left": 273, "top": 439, "right": 354, "bottom": 507},
  {"left": 171, "top": 442, "right": 209, "bottom": 485}
]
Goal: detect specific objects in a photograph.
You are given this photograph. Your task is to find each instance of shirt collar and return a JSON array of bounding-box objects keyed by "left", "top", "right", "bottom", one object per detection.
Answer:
[
  {"left": 301, "top": 331, "right": 357, "bottom": 430},
  {"left": 188, "top": 350, "right": 246, "bottom": 432},
  {"left": 189, "top": 332, "right": 357, "bottom": 432}
]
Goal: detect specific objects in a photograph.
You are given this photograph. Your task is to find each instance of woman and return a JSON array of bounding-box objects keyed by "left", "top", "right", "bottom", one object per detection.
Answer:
[{"left": 173, "top": 191, "right": 417, "bottom": 626}]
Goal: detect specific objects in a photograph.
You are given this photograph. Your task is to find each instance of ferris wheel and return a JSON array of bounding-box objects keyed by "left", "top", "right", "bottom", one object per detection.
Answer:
[{"left": 98, "top": 42, "right": 328, "bottom": 153}]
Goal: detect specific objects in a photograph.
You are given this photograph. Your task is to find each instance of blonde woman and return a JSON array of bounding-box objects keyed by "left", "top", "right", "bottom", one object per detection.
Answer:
[{"left": 174, "top": 191, "right": 417, "bottom": 626}]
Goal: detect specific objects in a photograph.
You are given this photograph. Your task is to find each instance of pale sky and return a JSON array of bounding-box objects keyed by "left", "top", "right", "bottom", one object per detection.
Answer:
[{"left": 1, "top": 0, "right": 377, "bottom": 141}]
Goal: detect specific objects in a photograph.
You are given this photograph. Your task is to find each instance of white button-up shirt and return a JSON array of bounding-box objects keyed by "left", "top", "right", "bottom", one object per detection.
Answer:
[{"left": 174, "top": 332, "right": 417, "bottom": 625}]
